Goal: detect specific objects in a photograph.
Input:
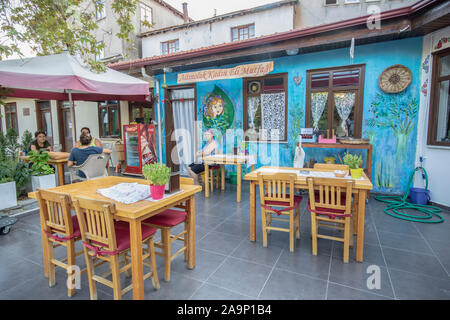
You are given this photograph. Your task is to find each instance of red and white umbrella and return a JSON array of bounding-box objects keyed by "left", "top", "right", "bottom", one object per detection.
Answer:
[{"left": 0, "top": 52, "right": 150, "bottom": 143}]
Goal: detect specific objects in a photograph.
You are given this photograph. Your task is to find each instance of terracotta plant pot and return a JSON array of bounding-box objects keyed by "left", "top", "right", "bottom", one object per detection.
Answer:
[
  {"left": 150, "top": 184, "right": 165, "bottom": 200},
  {"left": 350, "top": 168, "right": 363, "bottom": 179}
]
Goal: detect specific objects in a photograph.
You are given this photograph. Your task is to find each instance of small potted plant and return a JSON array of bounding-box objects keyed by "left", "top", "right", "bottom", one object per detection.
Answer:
[
  {"left": 343, "top": 152, "right": 363, "bottom": 179},
  {"left": 142, "top": 163, "right": 171, "bottom": 200},
  {"left": 28, "top": 151, "right": 56, "bottom": 190}
]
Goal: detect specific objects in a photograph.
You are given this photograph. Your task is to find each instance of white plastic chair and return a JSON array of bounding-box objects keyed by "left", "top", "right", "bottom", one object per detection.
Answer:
[
  {"left": 69, "top": 153, "right": 111, "bottom": 183},
  {"left": 101, "top": 142, "right": 114, "bottom": 169}
]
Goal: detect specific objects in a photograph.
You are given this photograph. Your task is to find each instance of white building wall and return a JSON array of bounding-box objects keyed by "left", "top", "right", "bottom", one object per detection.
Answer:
[
  {"left": 142, "top": 5, "right": 294, "bottom": 57},
  {"left": 414, "top": 25, "right": 450, "bottom": 207},
  {"left": 294, "top": 0, "right": 417, "bottom": 29}
]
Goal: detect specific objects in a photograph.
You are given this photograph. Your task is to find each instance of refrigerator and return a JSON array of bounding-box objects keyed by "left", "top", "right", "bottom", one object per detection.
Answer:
[{"left": 123, "top": 124, "right": 158, "bottom": 175}]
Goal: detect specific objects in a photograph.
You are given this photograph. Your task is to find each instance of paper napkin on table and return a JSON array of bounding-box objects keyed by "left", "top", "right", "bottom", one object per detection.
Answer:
[{"left": 97, "top": 183, "right": 150, "bottom": 204}]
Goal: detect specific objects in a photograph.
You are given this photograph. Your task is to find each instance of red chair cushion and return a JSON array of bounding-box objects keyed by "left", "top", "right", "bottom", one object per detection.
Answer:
[
  {"left": 264, "top": 195, "right": 302, "bottom": 209},
  {"left": 142, "top": 209, "right": 187, "bottom": 227},
  {"left": 209, "top": 165, "right": 220, "bottom": 170},
  {"left": 71, "top": 215, "right": 81, "bottom": 238},
  {"left": 307, "top": 193, "right": 350, "bottom": 218},
  {"left": 89, "top": 221, "right": 157, "bottom": 253}
]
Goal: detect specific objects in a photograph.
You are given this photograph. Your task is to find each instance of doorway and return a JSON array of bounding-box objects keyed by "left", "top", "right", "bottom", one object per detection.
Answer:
[
  {"left": 35, "top": 101, "right": 54, "bottom": 146},
  {"left": 57, "top": 101, "right": 74, "bottom": 151},
  {"left": 166, "top": 86, "right": 197, "bottom": 176}
]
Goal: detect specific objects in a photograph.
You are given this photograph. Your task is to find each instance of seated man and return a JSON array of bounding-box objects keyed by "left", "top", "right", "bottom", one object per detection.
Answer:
[
  {"left": 68, "top": 133, "right": 112, "bottom": 178},
  {"left": 187, "top": 129, "right": 219, "bottom": 185}
]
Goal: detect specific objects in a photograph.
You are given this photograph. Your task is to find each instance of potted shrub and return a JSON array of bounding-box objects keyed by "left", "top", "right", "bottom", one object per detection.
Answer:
[
  {"left": 343, "top": 152, "right": 363, "bottom": 179},
  {"left": 0, "top": 161, "right": 17, "bottom": 210},
  {"left": 142, "top": 163, "right": 171, "bottom": 200},
  {"left": 28, "top": 151, "right": 56, "bottom": 190}
]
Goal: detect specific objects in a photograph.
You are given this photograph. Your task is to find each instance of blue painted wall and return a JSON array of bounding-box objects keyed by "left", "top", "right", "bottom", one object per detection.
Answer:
[{"left": 155, "top": 37, "right": 423, "bottom": 194}]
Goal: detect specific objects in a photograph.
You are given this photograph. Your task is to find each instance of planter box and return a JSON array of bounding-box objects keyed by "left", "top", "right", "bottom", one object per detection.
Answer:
[
  {"left": 0, "top": 181, "right": 18, "bottom": 210},
  {"left": 31, "top": 174, "right": 56, "bottom": 191}
]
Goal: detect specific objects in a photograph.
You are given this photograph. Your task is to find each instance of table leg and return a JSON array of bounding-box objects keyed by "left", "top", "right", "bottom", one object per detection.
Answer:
[
  {"left": 237, "top": 164, "right": 241, "bottom": 203},
  {"left": 129, "top": 220, "right": 144, "bottom": 300},
  {"left": 221, "top": 164, "right": 225, "bottom": 191},
  {"left": 356, "top": 190, "right": 367, "bottom": 262},
  {"left": 187, "top": 196, "right": 196, "bottom": 269},
  {"left": 205, "top": 162, "right": 210, "bottom": 198},
  {"left": 57, "top": 163, "right": 65, "bottom": 186},
  {"left": 250, "top": 181, "right": 256, "bottom": 242}
]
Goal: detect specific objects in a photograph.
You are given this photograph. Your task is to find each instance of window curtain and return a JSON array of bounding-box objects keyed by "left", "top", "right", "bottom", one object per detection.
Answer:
[
  {"left": 334, "top": 92, "right": 355, "bottom": 137},
  {"left": 171, "top": 88, "right": 195, "bottom": 175},
  {"left": 311, "top": 92, "right": 328, "bottom": 131}
]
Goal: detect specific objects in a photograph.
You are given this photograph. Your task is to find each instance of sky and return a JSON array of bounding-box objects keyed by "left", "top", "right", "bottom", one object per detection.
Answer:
[{"left": 163, "top": 0, "right": 278, "bottom": 20}]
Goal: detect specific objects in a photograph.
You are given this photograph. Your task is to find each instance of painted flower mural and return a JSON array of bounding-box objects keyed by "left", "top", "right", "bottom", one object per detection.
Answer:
[{"left": 202, "top": 85, "right": 235, "bottom": 135}]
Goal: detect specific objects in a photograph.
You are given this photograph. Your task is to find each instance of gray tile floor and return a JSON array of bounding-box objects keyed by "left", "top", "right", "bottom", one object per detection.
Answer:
[{"left": 1, "top": 180, "right": 450, "bottom": 300}]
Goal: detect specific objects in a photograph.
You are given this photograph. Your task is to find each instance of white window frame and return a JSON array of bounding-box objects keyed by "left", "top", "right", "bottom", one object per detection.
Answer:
[{"left": 140, "top": 3, "right": 153, "bottom": 26}]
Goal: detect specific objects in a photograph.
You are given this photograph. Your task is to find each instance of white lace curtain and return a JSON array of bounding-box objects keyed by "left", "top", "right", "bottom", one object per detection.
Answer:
[
  {"left": 311, "top": 92, "right": 328, "bottom": 131},
  {"left": 334, "top": 92, "right": 355, "bottom": 137}
]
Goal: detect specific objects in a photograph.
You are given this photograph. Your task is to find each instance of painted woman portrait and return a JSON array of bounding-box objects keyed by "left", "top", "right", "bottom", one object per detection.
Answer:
[{"left": 202, "top": 85, "right": 235, "bottom": 134}]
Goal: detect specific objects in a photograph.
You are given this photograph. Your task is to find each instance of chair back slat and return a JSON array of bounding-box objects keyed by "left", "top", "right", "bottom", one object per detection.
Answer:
[
  {"left": 307, "top": 177, "right": 353, "bottom": 214},
  {"left": 257, "top": 172, "right": 297, "bottom": 206},
  {"left": 36, "top": 189, "right": 73, "bottom": 236},
  {"left": 73, "top": 196, "right": 117, "bottom": 251}
]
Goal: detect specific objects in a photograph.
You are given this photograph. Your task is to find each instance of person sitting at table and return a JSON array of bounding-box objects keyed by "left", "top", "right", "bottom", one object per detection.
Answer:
[
  {"left": 73, "top": 127, "right": 102, "bottom": 149},
  {"left": 68, "top": 133, "right": 112, "bottom": 177},
  {"left": 187, "top": 129, "right": 219, "bottom": 185},
  {"left": 30, "top": 130, "right": 52, "bottom": 152}
]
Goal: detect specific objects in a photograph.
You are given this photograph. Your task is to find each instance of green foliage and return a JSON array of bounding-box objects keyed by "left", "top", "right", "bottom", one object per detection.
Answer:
[
  {"left": 0, "top": 158, "right": 31, "bottom": 197},
  {"left": 343, "top": 152, "right": 362, "bottom": 169},
  {"left": 0, "top": 0, "right": 151, "bottom": 72},
  {"left": 142, "top": 163, "right": 171, "bottom": 186},
  {"left": 20, "top": 130, "right": 33, "bottom": 154},
  {"left": 28, "top": 151, "right": 55, "bottom": 176},
  {"left": 0, "top": 127, "right": 19, "bottom": 160}
]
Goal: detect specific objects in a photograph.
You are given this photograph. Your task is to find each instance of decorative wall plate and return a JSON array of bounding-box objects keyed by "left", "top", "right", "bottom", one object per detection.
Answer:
[
  {"left": 378, "top": 64, "right": 412, "bottom": 93},
  {"left": 248, "top": 81, "right": 261, "bottom": 94}
]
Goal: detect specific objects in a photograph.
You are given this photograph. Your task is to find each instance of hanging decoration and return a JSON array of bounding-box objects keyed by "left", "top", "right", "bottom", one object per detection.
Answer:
[
  {"left": 293, "top": 74, "right": 302, "bottom": 86},
  {"left": 334, "top": 92, "right": 355, "bottom": 137},
  {"left": 378, "top": 64, "right": 412, "bottom": 93},
  {"left": 311, "top": 92, "right": 328, "bottom": 131}
]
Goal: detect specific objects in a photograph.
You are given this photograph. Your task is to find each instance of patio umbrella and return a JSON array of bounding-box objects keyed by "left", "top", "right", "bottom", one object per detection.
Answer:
[{"left": 0, "top": 51, "right": 151, "bottom": 144}]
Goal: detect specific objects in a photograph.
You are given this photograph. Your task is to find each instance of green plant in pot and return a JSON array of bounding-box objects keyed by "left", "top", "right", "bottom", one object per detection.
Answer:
[
  {"left": 142, "top": 163, "right": 171, "bottom": 200},
  {"left": 28, "top": 151, "right": 56, "bottom": 190},
  {"left": 343, "top": 152, "right": 363, "bottom": 179}
]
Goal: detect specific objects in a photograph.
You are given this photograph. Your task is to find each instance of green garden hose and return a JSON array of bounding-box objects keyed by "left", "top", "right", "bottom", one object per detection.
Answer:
[{"left": 374, "top": 166, "right": 444, "bottom": 223}]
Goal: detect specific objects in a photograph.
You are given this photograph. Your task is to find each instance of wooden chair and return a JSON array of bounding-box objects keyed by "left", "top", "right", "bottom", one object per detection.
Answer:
[
  {"left": 73, "top": 196, "right": 159, "bottom": 300},
  {"left": 257, "top": 172, "right": 302, "bottom": 252},
  {"left": 35, "top": 188, "right": 84, "bottom": 297},
  {"left": 201, "top": 165, "right": 220, "bottom": 192},
  {"left": 306, "top": 177, "right": 354, "bottom": 263},
  {"left": 313, "top": 163, "right": 349, "bottom": 172},
  {"left": 142, "top": 176, "right": 193, "bottom": 282}
]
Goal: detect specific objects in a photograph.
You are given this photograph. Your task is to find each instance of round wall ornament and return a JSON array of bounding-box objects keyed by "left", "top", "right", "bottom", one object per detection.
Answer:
[{"left": 378, "top": 64, "right": 412, "bottom": 93}]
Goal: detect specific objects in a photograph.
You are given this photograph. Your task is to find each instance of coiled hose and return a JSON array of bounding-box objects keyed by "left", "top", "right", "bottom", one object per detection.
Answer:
[{"left": 374, "top": 167, "right": 444, "bottom": 223}]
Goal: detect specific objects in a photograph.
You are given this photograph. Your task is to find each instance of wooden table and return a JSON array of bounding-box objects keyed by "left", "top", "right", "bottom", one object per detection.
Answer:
[
  {"left": 203, "top": 154, "right": 256, "bottom": 203},
  {"left": 244, "top": 167, "right": 373, "bottom": 262},
  {"left": 302, "top": 143, "right": 373, "bottom": 180},
  {"left": 20, "top": 155, "right": 68, "bottom": 186},
  {"left": 29, "top": 176, "right": 202, "bottom": 300}
]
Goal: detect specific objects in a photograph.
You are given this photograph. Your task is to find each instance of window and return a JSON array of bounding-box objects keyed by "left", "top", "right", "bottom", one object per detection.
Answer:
[
  {"left": 98, "top": 101, "right": 121, "bottom": 138},
  {"left": 344, "top": 0, "right": 360, "bottom": 3},
  {"left": 428, "top": 48, "right": 450, "bottom": 146},
  {"left": 140, "top": 4, "right": 153, "bottom": 27},
  {"left": 4, "top": 102, "right": 18, "bottom": 133},
  {"left": 325, "top": 0, "right": 338, "bottom": 5},
  {"left": 95, "top": 41, "right": 104, "bottom": 61},
  {"left": 161, "top": 39, "right": 179, "bottom": 55},
  {"left": 96, "top": 0, "right": 106, "bottom": 20},
  {"left": 306, "top": 64, "right": 365, "bottom": 138},
  {"left": 231, "top": 24, "right": 255, "bottom": 42},
  {"left": 243, "top": 73, "right": 288, "bottom": 142}
]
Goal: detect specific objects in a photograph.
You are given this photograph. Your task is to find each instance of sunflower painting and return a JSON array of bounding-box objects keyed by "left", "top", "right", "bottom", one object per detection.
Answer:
[{"left": 202, "top": 85, "right": 235, "bottom": 134}]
